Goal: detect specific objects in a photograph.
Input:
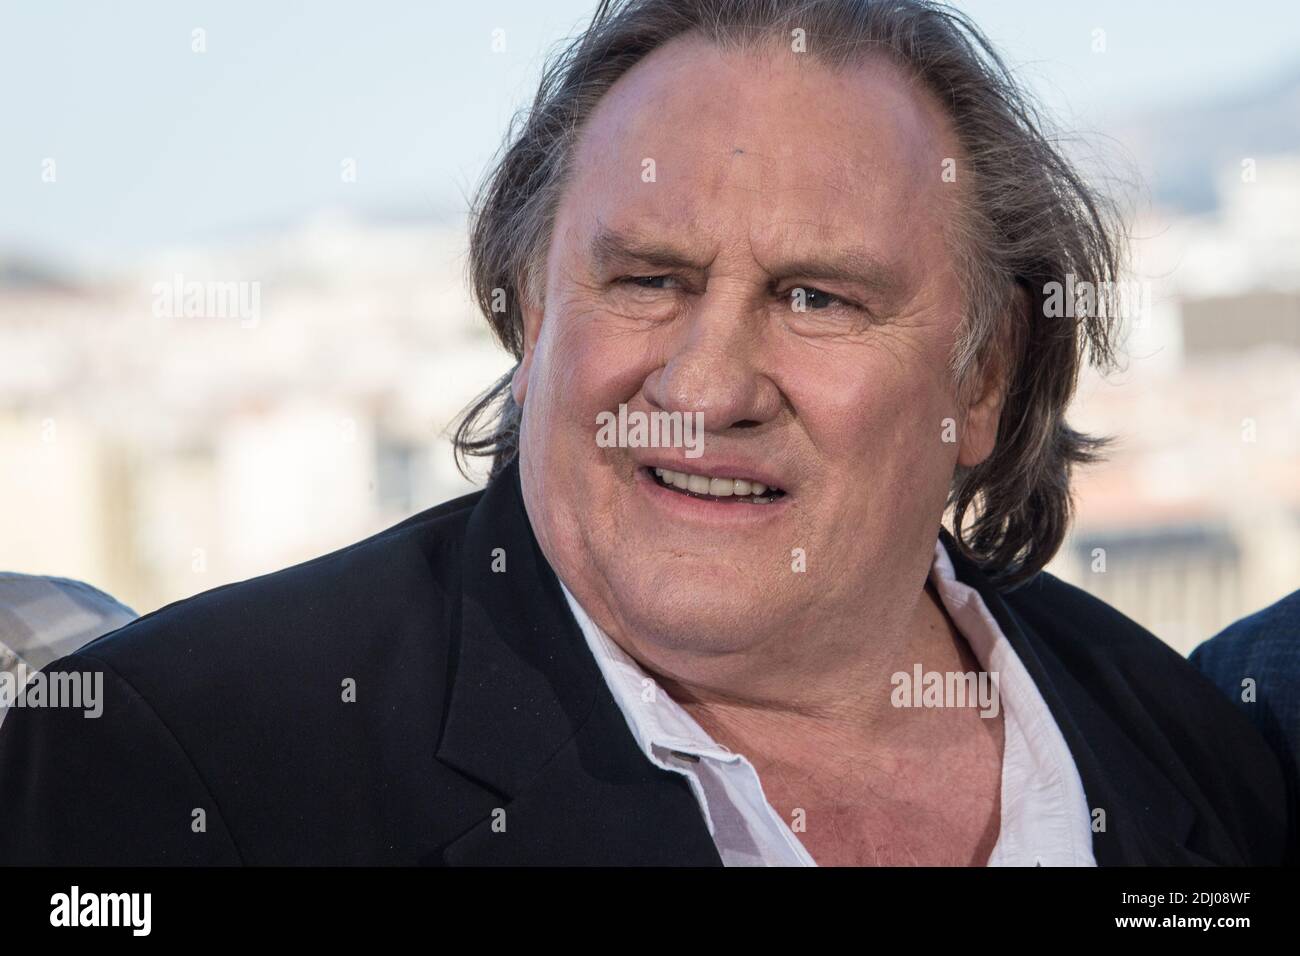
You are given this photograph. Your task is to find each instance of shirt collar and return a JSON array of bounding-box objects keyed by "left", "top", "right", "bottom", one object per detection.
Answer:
[{"left": 557, "top": 581, "right": 739, "bottom": 764}]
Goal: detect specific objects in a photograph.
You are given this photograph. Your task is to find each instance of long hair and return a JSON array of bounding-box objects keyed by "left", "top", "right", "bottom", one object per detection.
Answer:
[{"left": 454, "top": 0, "right": 1125, "bottom": 588}]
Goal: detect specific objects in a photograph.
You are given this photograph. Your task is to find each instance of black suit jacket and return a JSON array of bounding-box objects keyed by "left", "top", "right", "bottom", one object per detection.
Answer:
[{"left": 0, "top": 459, "right": 1288, "bottom": 865}]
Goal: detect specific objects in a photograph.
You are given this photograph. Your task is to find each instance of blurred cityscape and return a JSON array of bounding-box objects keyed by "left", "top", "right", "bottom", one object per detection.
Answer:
[
  {"left": 0, "top": 213, "right": 512, "bottom": 617},
  {"left": 1055, "top": 159, "right": 1300, "bottom": 652},
  {"left": 1, "top": 81, "right": 1297, "bottom": 656}
]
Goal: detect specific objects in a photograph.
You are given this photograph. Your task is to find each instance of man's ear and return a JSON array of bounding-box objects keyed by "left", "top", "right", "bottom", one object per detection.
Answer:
[
  {"left": 958, "top": 289, "right": 1025, "bottom": 468},
  {"left": 956, "top": 315, "right": 1016, "bottom": 470},
  {"left": 510, "top": 290, "right": 545, "bottom": 406},
  {"left": 956, "top": 354, "right": 1006, "bottom": 469}
]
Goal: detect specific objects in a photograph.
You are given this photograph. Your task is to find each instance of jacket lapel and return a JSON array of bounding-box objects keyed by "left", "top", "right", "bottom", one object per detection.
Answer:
[
  {"left": 435, "top": 460, "right": 721, "bottom": 865},
  {"left": 441, "top": 689, "right": 723, "bottom": 866},
  {"left": 938, "top": 529, "right": 1205, "bottom": 865}
]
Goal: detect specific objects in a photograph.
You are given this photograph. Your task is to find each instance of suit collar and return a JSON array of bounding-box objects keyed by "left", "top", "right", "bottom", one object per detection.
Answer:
[
  {"left": 436, "top": 458, "right": 604, "bottom": 796},
  {"left": 435, "top": 458, "right": 721, "bottom": 864}
]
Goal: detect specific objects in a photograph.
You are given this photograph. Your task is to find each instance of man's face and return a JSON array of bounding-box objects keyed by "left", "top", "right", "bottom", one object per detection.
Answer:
[{"left": 512, "top": 36, "right": 1002, "bottom": 666}]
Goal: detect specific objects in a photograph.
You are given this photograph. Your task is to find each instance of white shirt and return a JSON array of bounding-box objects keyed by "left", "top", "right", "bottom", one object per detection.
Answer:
[{"left": 559, "top": 537, "right": 1097, "bottom": 867}]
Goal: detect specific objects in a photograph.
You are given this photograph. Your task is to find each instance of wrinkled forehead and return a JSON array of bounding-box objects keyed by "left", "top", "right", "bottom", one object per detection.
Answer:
[{"left": 563, "top": 33, "right": 963, "bottom": 256}]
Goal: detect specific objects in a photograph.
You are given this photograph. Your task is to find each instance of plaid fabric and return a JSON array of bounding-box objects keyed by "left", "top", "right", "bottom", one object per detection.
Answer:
[{"left": 0, "top": 574, "right": 137, "bottom": 724}]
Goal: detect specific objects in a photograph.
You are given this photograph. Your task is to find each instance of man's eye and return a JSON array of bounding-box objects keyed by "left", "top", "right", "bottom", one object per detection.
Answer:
[
  {"left": 788, "top": 286, "right": 850, "bottom": 311},
  {"left": 621, "top": 275, "right": 678, "bottom": 290}
]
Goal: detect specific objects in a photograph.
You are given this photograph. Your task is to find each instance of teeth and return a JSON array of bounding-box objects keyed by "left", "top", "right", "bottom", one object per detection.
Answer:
[{"left": 651, "top": 467, "right": 780, "bottom": 498}]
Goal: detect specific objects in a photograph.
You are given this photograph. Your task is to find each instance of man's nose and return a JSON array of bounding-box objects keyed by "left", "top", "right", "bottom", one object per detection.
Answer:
[{"left": 643, "top": 290, "right": 780, "bottom": 431}]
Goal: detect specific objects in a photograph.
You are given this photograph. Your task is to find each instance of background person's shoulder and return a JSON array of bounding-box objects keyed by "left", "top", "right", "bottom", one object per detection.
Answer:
[
  {"left": 1190, "top": 589, "right": 1300, "bottom": 678},
  {"left": 0, "top": 572, "right": 138, "bottom": 670},
  {"left": 1189, "top": 589, "right": 1300, "bottom": 734},
  {"left": 1189, "top": 590, "right": 1300, "bottom": 862}
]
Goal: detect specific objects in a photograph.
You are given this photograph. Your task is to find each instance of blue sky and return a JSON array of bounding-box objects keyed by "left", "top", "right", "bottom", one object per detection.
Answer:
[{"left": 3, "top": 0, "right": 1298, "bottom": 271}]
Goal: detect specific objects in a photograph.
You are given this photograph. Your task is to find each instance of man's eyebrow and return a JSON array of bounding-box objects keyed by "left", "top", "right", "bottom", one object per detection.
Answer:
[
  {"left": 762, "top": 250, "right": 908, "bottom": 301},
  {"left": 589, "top": 224, "right": 908, "bottom": 302},
  {"left": 589, "top": 225, "right": 706, "bottom": 272}
]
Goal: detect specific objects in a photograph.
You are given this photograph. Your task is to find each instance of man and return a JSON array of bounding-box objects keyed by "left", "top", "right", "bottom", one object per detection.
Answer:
[
  {"left": 0, "top": 0, "right": 1287, "bottom": 865},
  {"left": 1191, "top": 592, "right": 1300, "bottom": 865}
]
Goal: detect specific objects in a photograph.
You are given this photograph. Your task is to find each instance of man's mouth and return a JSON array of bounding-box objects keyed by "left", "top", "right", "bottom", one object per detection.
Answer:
[{"left": 645, "top": 466, "right": 787, "bottom": 504}]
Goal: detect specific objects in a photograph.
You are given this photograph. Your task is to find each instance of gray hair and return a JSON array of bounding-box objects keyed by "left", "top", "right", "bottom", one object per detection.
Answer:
[{"left": 454, "top": 0, "right": 1125, "bottom": 588}]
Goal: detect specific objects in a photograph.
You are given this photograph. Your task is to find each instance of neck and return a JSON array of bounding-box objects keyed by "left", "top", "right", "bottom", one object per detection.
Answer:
[{"left": 625, "top": 578, "right": 976, "bottom": 764}]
